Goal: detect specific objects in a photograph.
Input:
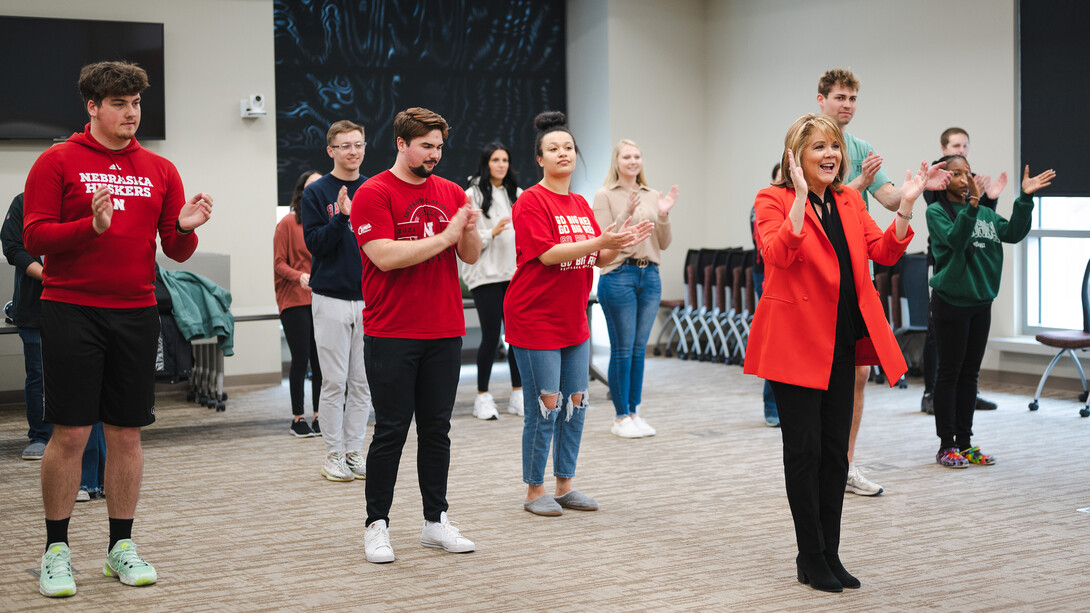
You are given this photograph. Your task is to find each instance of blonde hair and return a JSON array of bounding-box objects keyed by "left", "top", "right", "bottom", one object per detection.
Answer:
[
  {"left": 603, "top": 139, "right": 648, "bottom": 187},
  {"left": 774, "top": 114, "right": 848, "bottom": 193}
]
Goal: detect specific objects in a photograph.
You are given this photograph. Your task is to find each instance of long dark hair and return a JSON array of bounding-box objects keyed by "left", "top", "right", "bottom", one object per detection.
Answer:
[
  {"left": 932, "top": 154, "right": 968, "bottom": 222},
  {"left": 290, "top": 169, "right": 320, "bottom": 222},
  {"left": 467, "top": 142, "right": 519, "bottom": 218}
]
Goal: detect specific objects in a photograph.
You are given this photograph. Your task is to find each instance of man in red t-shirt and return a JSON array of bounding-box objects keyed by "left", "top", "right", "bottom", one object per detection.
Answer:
[
  {"left": 351, "top": 107, "right": 481, "bottom": 564},
  {"left": 24, "top": 61, "right": 213, "bottom": 597}
]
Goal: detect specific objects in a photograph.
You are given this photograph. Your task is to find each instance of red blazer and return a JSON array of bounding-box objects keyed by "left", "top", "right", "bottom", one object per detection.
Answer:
[{"left": 744, "top": 185, "right": 913, "bottom": 390}]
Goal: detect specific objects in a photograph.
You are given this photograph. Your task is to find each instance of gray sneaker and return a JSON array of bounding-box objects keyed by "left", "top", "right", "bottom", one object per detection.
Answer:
[
  {"left": 23, "top": 440, "right": 47, "bottom": 460},
  {"left": 845, "top": 464, "right": 883, "bottom": 496},
  {"left": 345, "top": 451, "right": 367, "bottom": 479},
  {"left": 321, "top": 451, "right": 353, "bottom": 482},
  {"left": 554, "top": 490, "right": 599, "bottom": 511}
]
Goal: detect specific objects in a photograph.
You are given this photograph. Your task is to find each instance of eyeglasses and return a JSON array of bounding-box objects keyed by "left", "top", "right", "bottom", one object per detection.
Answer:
[{"left": 331, "top": 142, "right": 366, "bottom": 151}]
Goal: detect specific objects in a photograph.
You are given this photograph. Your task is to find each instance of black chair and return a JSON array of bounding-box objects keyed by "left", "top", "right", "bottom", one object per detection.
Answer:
[
  {"left": 1029, "top": 258, "right": 1090, "bottom": 417},
  {"left": 889, "top": 253, "right": 929, "bottom": 386}
]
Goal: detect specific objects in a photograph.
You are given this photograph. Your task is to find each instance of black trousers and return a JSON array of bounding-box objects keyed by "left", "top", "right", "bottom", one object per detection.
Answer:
[
  {"left": 470, "top": 282, "right": 521, "bottom": 392},
  {"left": 931, "top": 295, "right": 991, "bottom": 450},
  {"left": 364, "top": 335, "right": 461, "bottom": 526},
  {"left": 280, "top": 305, "right": 322, "bottom": 416},
  {"left": 770, "top": 344, "right": 855, "bottom": 555}
]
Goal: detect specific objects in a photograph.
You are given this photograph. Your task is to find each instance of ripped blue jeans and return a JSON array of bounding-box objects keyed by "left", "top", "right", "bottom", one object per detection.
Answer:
[{"left": 512, "top": 340, "right": 590, "bottom": 486}]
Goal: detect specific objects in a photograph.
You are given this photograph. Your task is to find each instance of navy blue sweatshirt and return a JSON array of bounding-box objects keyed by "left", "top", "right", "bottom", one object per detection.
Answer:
[{"left": 301, "top": 173, "right": 367, "bottom": 300}]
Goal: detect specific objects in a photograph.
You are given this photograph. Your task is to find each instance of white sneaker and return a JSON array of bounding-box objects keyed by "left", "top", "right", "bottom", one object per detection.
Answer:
[
  {"left": 345, "top": 450, "right": 367, "bottom": 479},
  {"left": 76, "top": 487, "right": 91, "bottom": 503},
  {"left": 631, "top": 415, "right": 657, "bottom": 437},
  {"left": 473, "top": 393, "right": 499, "bottom": 420},
  {"left": 611, "top": 416, "right": 643, "bottom": 438},
  {"left": 845, "top": 464, "right": 884, "bottom": 496},
  {"left": 321, "top": 451, "right": 354, "bottom": 482},
  {"left": 507, "top": 391, "right": 524, "bottom": 416},
  {"left": 364, "top": 520, "right": 395, "bottom": 563},
  {"left": 420, "top": 512, "right": 475, "bottom": 553}
]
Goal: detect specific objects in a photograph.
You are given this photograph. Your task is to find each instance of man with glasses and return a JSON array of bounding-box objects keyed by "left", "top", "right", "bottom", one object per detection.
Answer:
[{"left": 301, "top": 120, "right": 374, "bottom": 482}]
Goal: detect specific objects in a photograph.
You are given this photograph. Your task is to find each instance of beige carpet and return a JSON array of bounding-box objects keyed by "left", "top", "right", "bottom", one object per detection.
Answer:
[{"left": 1, "top": 356, "right": 1088, "bottom": 612}]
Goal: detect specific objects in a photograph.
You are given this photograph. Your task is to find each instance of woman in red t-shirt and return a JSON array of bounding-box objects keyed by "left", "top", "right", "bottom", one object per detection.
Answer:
[
  {"left": 504, "top": 112, "right": 653, "bottom": 517},
  {"left": 274, "top": 169, "right": 323, "bottom": 438}
]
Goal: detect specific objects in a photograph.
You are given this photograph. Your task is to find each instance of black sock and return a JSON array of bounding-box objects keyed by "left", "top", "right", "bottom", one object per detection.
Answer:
[
  {"left": 109, "top": 517, "right": 134, "bottom": 552},
  {"left": 45, "top": 517, "right": 71, "bottom": 551}
]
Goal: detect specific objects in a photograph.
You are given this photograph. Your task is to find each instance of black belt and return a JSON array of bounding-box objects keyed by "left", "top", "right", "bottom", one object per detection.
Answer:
[{"left": 623, "top": 258, "right": 655, "bottom": 268}]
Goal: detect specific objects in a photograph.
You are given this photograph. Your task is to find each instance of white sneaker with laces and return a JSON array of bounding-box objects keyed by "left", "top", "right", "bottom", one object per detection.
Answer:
[
  {"left": 845, "top": 464, "right": 884, "bottom": 496},
  {"left": 421, "top": 512, "right": 475, "bottom": 553},
  {"left": 473, "top": 393, "right": 499, "bottom": 420},
  {"left": 321, "top": 451, "right": 353, "bottom": 482},
  {"left": 507, "top": 391, "right": 524, "bottom": 416},
  {"left": 631, "top": 415, "right": 657, "bottom": 437},
  {"left": 364, "top": 520, "right": 395, "bottom": 563},
  {"left": 344, "top": 450, "right": 366, "bottom": 479},
  {"left": 611, "top": 416, "right": 643, "bottom": 438}
]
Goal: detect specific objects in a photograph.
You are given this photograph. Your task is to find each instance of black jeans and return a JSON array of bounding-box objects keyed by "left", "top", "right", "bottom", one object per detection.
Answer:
[
  {"left": 770, "top": 344, "right": 855, "bottom": 555},
  {"left": 931, "top": 294, "right": 991, "bottom": 450},
  {"left": 470, "top": 282, "right": 521, "bottom": 392},
  {"left": 364, "top": 335, "right": 461, "bottom": 525},
  {"left": 280, "top": 305, "right": 322, "bottom": 416}
]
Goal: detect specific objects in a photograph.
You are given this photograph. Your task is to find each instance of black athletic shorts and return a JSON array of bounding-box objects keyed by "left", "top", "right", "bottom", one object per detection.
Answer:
[{"left": 41, "top": 300, "right": 159, "bottom": 427}]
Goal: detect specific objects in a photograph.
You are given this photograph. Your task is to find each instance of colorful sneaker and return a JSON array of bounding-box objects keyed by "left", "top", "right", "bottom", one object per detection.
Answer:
[
  {"left": 103, "top": 539, "right": 157, "bottom": 586},
  {"left": 473, "top": 393, "right": 499, "bottom": 420},
  {"left": 845, "top": 464, "right": 883, "bottom": 496},
  {"left": 961, "top": 446, "right": 996, "bottom": 465},
  {"left": 321, "top": 451, "right": 353, "bottom": 482},
  {"left": 311, "top": 417, "right": 321, "bottom": 434},
  {"left": 420, "top": 512, "right": 475, "bottom": 553},
  {"left": 507, "top": 391, "right": 524, "bottom": 416},
  {"left": 936, "top": 447, "right": 970, "bottom": 468},
  {"left": 345, "top": 450, "right": 367, "bottom": 479},
  {"left": 290, "top": 418, "right": 315, "bottom": 438},
  {"left": 39, "top": 543, "right": 76, "bottom": 597},
  {"left": 364, "top": 520, "right": 395, "bottom": 564}
]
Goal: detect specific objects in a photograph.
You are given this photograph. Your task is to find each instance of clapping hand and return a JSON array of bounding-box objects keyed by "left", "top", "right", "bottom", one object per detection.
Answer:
[
  {"left": 600, "top": 218, "right": 655, "bottom": 251},
  {"left": 923, "top": 161, "right": 951, "bottom": 191},
  {"left": 986, "top": 172, "right": 1008, "bottom": 199},
  {"left": 900, "top": 161, "right": 929, "bottom": 205},
  {"left": 336, "top": 186, "right": 351, "bottom": 216},
  {"left": 178, "top": 192, "right": 214, "bottom": 231},
  {"left": 1021, "top": 166, "right": 1056, "bottom": 195},
  {"left": 91, "top": 186, "right": 114, "bottom": 234},
  {"left": 658, "top": 185, "right": 679, "bottom": 216}
]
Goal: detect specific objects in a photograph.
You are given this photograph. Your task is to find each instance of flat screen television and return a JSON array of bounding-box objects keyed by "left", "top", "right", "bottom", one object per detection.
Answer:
[{"left": 0, "top": 15, "right": 165, "bottom": 140}]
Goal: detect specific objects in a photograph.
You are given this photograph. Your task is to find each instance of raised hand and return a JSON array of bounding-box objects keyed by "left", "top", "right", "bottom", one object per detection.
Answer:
[
  {"left": 491, "top": 216, "right": 511, "bottom": 237},
  {"left": 91, "top": 186, "right": 114, "bottom": 234},
  {"left": 923, "top": 161, "right": 951, "bottom": 191},
  {"left": 658, "top": 185, "right": 679, "bottom": 216},
  {"left": 986, "top": 171, "right": 1008, "bottom": 199},
  {"left": 900, "top": 161, "right": 928, "bottom": 205},
  {"left": 336, "top": 186, "right": 351, "bottom": 216},
  {"left": 786, "top": 148, "right": 807, "bottom": 195},
  {"left": 178, "top": 192, "right": 214, "bottom": 231},
  {"left": 1021, "top": 166, "right": 1056, "bottom": 195}
]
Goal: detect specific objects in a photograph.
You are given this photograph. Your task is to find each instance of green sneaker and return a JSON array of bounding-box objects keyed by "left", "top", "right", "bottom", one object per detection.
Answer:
[
  {"left": 40, "top": 542, "right": 76, "bottom": 598},
  {"left": 103, "top": 539, "right": 157, "bottom": 586}
]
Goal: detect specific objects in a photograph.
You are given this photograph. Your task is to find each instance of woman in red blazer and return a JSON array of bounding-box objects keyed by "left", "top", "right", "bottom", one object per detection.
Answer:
[{"left": 746, "top": 114, "right": 928, "bottom": 592}]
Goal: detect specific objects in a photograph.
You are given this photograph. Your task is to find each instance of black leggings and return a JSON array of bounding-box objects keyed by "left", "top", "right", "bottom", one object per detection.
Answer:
[
  {"left": 280, "top": 305, "right": 322, "bottom": 416},
  {"left": 470, "top": 282, "right": 521, "bottom": 393},
  {"left": 931, "top": 294, "right": 991, "bottom": 451}
]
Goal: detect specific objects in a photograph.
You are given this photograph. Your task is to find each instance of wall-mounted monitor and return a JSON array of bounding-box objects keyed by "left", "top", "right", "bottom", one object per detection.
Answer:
[{"left": 0, "top": 15, "right": 165, "bottom": 140}]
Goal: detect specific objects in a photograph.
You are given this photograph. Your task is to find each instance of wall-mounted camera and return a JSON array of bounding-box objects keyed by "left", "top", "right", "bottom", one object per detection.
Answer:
[{"left": 240, "top": 93, "right": 267, "bottom": 118}]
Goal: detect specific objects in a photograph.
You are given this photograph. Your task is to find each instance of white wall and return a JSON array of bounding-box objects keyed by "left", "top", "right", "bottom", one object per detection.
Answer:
[{"left": 0, "top": 0, "right": 281, "bottom": 392}]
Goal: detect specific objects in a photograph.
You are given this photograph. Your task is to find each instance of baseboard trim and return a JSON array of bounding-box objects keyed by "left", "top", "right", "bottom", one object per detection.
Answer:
[{"left": 978, "top": 369, "right": 1084, "bottom": 392}]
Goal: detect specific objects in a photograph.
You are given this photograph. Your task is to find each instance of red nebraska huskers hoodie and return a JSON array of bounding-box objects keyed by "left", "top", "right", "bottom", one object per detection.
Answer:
[{"left": 23, "top": 124, "right": 198, "bottom": 308}]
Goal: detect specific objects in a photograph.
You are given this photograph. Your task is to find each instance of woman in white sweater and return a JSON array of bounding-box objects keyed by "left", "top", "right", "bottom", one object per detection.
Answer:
[{"left": 462, "top": 142, "right": 524, "bottom": 419}]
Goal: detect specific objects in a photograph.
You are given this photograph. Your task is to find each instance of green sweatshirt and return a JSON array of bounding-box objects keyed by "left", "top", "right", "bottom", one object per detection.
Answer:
[{"left": 927, "top": 191, "right": 1034, "bottom": 307}]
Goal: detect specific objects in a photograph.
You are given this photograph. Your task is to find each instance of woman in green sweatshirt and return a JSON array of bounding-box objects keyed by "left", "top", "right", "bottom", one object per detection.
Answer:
[{"left": 927, "top": 156, "right": 1055, "bottom": 468}]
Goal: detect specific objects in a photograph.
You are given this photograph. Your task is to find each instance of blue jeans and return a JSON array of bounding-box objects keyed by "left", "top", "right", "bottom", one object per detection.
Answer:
[
  {"left": 513, "top": 341, "right": 590, "bottom": 486},
  {"left": 597, "top": 263, "right": 661, "bottom": 418},
  {"left": 753, "top": 271, "right": 778, "bottom": 421},
  {"left": 81, "top": 422, "right": 106, "bottom": 493},
  {"left": 18, "top": 327, "right": 50, "bottom": 443}
]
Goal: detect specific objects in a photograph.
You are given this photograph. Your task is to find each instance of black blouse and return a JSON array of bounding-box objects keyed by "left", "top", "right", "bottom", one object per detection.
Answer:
[{"left": 807, "top": 188, "right": 866, "bottom": 349}]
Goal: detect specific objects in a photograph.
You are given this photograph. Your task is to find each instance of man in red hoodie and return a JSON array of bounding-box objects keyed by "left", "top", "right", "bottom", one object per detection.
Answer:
[{"left": 23, "top": 61, "right": 213, "bottom": 598}]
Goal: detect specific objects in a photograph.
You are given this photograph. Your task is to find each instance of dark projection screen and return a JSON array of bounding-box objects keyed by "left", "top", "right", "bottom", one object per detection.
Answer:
[
  {"left": 1020, "top": 0, "right": 1088, "bottom": 197},
  {"left": 273, "top": 0, "right": 567, "bottom": 206}
]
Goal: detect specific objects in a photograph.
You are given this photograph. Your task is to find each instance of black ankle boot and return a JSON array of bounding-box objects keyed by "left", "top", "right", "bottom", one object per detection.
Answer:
[
  {"left": 796, "top": 553, "right": 843, "bottom": 593},
  {"left": 823, "top": 554, "right": 860, "bottom": 589}
]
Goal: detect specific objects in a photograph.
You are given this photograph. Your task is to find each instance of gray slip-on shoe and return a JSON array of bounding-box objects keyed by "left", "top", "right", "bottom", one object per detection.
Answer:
[
  {"left": 554, "top": 490, "right": 599, "bottom": 511},
  {"left": 524, "top": 495, "right": 563, "bottom": 516},
  {"left": 22, "top": 440, "right": 47, "bottom": 460}
]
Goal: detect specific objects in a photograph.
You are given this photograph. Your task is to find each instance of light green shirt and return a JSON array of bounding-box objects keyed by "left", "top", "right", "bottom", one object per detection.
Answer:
[{"left": 844, "top": 132, "right": 892, "bottom": 208}]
